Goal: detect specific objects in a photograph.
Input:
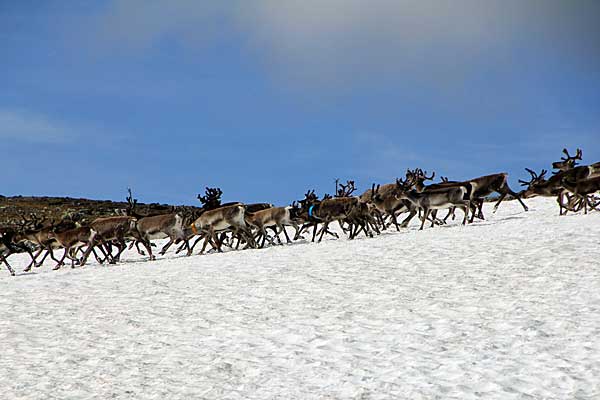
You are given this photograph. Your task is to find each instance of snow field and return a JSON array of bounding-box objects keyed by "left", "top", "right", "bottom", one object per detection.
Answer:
[{"left": 1, "top": 197, "right": 599, "bottom": 399}]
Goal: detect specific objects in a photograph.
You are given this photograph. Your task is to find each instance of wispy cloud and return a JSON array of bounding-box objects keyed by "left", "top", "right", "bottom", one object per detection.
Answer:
[
  {"left": 87, "top": 0, "right": 600, "bottom": 91},
  {"left": 0, "top": 109, "right": 78, "bottom": 143}
]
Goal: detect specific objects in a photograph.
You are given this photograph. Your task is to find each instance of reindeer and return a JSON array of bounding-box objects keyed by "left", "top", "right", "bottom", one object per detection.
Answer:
[
  {"left": 296, "top": 190, "right": 341, "bottom": 241},
  {"left": 12, "top": 215, "right": 76, "bottom": 271},
  {"left": 244, "top": 206, "right": 303, "bottom": 247},
  {"left": 297, "top": 182, "right": 373, "bottom": 242},
  {"left": 520, "top": 164, "right": 597, "bottom": 215},
  {"left": 0, "top": 241, "right": 16, "bottom": 276},
  {"left": 79, "top": 216, "right": 138, "bottom": 266},
  {"left": 47, "top": 226, "right": 95, "bottom": 269},
  {"left": 332, "top": 180, "right": 381, "bottom": 239},
  {"left": 559, "top": 176, "right": 600, "bottom": 214},
  {"left": 413, "top": 169, "right": 527, "bottom": 221},
  {"left": 0, "top": 229, "right": 28, "bottom": 276},
  {"left": 190, "top": 204, "right": 256, "bottom": 254},
  {"left": 366, "top": 179, "right": 417, "bottom": 230},
  {"left": 396, "top": 186, "right": 471, "bottom": 230},
  {"left": 135, "top": 213, "right": 192, "bottom": 259},
  {"left": 123, "top": 189, "right": 192, "bottom": 259}
]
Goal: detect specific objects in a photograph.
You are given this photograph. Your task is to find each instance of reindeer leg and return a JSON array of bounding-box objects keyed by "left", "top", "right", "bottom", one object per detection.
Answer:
[
  {"left": 399, "top": 208, "right": 416, "bottom": 228},
  {"left": 159, "top": 238, "right": 174, "bottom": 256},
  {"left": 111, "top": 239, "right": 127, "bottom": 263},
  {"left": 442, "top": 208, "right": 453, "bottom": 223},
  {"left": 292, "top": 223, "right": 303, "bottom": 240},
  {"left": 53, "top": 249, "right": 69, "bottom": 270},
  {"left": 496, "top": 184, "right": 528, "bottom": 212},
  {"left": 189, "top": 235, "right": 204, "bottom": 253},
  {"left": 462, "top": 201, "right": 470, "bottom": 225},
  {"left": 278, "top": 224, "right": 290, "bottom": 244},
  {"left": 557, "top": 192, "right": 565, "bottom": 216},
  {"left": 260, "top": 227, "right": 268, "bottom": 248},
  {"left": 469, "top": 200, "right": 478, "bottom": 223},
  {"left": 318, "top": 221, "right": 330, "bottom": 242},
  {"left": 183, "top": 239, "right": 191, "bottom": 256},
  {"left": 134, "top": 241, "right": 146, "bottom": 256},
  {"left": 389, "top": 211, "right": 401, "bottom": 231},
  {"left": 311, "top": 223, "right": 319, "bottom": 242},
  {"left": 419, "top": 209, "right": 428, "bottom": 230},
  {"left": 36, "top": 248, "right": 53, "bottom": 268},
  {"left": 24, "top": 248, "right": 43, "bottom": 270},
  {"left": 199, "top": 235, "right": 211, "bottom": 254},
  {"left": 93, "top": 246, "right": 106, "bottom": 264},
  {"left": 141, "top": 239, "right": 155, "bottom": 261},
  {"left": 1, "top": 255, "right": 16, "bottom": 276}
]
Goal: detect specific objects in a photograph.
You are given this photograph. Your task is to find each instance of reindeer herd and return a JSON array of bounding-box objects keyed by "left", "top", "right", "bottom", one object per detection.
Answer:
[{"left": 1, "top": 148, "right": 599, "bottom": 276}]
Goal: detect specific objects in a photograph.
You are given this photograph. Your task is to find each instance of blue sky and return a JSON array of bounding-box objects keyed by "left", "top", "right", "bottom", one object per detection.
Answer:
[{"left": 2, "top": 1, "right": 599, "bottom": 206}]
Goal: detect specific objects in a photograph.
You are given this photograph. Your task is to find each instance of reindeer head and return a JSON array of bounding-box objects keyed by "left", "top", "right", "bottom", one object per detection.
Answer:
[
  {"left": 297, "top": 189, "right": 318, "bottom": 210},
  {"left": 370, "top": 183, "right": 382, "bottom": 202},
  {"left": 395, "top": 177, "right": 412, "bottom": 192},
  {"left": 519, "top": 168, "right": 548, "bottom": 197},
  {"left": 552, "top": 148, "right": 582, "bottom": 173},
  {"left": 406, "top": 168, "right": 434, "bottom": 188}
]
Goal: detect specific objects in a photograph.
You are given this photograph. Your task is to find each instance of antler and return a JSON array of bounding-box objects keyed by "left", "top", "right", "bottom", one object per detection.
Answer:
[
  {"left": 396, "top": 177, "right": 411, "bottom": 190},
  {"left": 336, "top": 180, "right": 356, "bottom": 197},
  {"left": 560, "top": 147, "right": 582, "bottom": 162},
  {"left": 519, "top": 168, "right": 547, "bottom": 186}
]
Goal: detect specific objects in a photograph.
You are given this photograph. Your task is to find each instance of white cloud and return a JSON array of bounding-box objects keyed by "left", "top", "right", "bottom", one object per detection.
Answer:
[
  {"left": 88, "top": 0, "right": 599, "bottom": 91},
  {"left": 0, "top": 109, "right": 78, "bottom": 143}
]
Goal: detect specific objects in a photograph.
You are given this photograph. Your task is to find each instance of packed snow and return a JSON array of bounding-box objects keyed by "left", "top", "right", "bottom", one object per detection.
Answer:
[{"left": 1, "top": 197, "right": 599, "bottom": 399}]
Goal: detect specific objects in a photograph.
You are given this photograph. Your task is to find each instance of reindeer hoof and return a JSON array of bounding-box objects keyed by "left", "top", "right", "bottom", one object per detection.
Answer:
[
  {"left": 53, "top": 265, "right": 61, "bottom": 271},
  {"left": 150, "top": 256, "right": 156, "bottom": 261}
]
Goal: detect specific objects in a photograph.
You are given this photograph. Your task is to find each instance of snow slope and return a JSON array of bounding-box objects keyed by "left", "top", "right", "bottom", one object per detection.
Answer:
[{"left": 1, "top": 197, "right": 599, "bottom": 399}]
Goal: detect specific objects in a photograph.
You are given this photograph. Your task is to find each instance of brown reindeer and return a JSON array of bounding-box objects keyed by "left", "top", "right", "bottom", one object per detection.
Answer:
[
  {"left": 412, "top": 170, "right": 527, "bottom": 221},
  {"left": 48, "top": 226, "right": 95, "bottom": 269},
  {"left": 364, "top": 179, "right": 417, "bottom": 230},
  {"left": 520, "top": 164, "right": 598, "bottom": 215},
  {"left": 12, "top": 216, "right": 76, "bottom": 271},
  {"left": 135, "top": 213, "right": 192, "bottom": 259},
  {"left": 245, "top": 206, "right": 303, "bottom": 247},
  {"left": 396, "top": 186, "right": 471, "bottom": 230},
  {"left": 80, "top": 216, "right": 138, "bottom": 266},
  {"left": 190, "top": 204, "right": 256, "bottom": 254},
  {"left": 560, "top": 176, "right": 600, "bottom": 214}
]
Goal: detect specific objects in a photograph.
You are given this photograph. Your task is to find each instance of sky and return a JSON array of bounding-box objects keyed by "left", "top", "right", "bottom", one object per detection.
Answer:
[{"left": 1, "top": 0, "right": 599, "bottom": 206}]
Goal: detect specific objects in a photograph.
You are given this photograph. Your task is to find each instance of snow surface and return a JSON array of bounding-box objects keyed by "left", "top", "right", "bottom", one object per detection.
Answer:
[{"left": 1, "top": 197, "right": 599, "bottom": 399}]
